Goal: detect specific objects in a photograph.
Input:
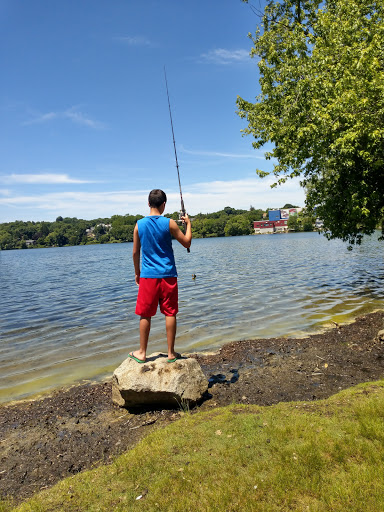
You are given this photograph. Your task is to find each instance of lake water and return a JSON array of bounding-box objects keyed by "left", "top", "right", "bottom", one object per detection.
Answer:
[{"left": 1, "top": 232, "right": 383, "bottom": 403}]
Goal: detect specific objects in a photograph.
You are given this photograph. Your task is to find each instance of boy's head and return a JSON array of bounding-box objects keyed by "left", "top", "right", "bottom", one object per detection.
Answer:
[{"left": 148, "top": 189, "right": 167, "bottom": 208}]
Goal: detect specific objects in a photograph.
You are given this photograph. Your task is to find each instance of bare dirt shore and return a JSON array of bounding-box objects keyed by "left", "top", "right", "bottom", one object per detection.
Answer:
[{"left": 1, "top": 311, "right": 384, "bottom": 504}]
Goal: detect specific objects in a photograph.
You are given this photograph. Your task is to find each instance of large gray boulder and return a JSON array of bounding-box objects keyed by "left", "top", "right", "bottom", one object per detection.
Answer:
[{"left": 112, "top": 352, "right": 208, "bottom": 408}]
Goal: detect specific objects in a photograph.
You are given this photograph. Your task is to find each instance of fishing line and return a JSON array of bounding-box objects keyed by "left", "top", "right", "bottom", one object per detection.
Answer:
[{"left": 164, "top": 67, "right": 191, "bottom": 254}]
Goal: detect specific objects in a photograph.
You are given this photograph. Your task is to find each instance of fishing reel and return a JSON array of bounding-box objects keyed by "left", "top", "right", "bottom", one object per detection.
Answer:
[
  {"left": 179, "top": 209, "right": 191, "bottom": 254},
  {"left": 176, "top": 210, "right": 187, "bottom": 225}
]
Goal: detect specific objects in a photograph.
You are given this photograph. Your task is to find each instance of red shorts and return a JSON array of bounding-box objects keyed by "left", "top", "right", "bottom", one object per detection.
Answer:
[{"left": 135, "top": 277, "right": 178, "bottom": 317}]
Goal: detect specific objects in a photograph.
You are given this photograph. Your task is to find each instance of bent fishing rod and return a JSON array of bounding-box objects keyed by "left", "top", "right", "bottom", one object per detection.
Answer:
[{"left": 164, "top": 67, "right": 190, "bottom": 253}]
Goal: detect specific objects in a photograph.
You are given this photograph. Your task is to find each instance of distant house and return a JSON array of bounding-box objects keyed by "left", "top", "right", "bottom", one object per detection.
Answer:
[
  {"left": 25, "top": 240, "right": 35, "bottom": 247},
  {"left": 253, "top": 219, "right": 288, "bottom": 234},
  {"left": 274, "top": 219, "right": 289, "bottom": 233},
  {"left": 253, "top": 221, "right": 275, "bottom": 234},
  {"left": 86, "top": 223, "right": 112, "bottom": 238}
]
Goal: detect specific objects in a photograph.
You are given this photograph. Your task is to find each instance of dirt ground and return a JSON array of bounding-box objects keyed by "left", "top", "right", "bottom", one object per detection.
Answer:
[{"left": 1, "top": 311, "right": 384, "bottom": 504}]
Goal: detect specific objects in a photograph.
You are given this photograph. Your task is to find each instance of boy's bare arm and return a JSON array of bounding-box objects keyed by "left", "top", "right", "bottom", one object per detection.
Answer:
[
  {"left": 132, "top": 224, "right": 141, "bottom": 285},
  {"left": 169, "top": 214, "right": 192, "bottom": 249}
]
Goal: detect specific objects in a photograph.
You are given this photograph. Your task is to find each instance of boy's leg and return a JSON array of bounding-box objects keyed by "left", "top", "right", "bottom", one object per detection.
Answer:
[
  {"left": 159, "top": 278, "right": 179, "bottom": 359},
  {"left": 165, "top": 315, "right": 177, "bottom": 359},
  {"left": 134, "top": 316, "right": 151, "bottom": 361},
  {"left": 130, "top": 316, "right": 151, "bottom": 362}
]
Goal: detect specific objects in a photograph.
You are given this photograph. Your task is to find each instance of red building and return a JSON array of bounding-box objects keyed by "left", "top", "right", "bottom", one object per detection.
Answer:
[
  {"left": 274, "top": 219, "right": 288, "bottom": 232},
  {"left": 253, "top": 219, "right": 288, "bottom": 234},
  {"left": 253, "top": 221, "right": 275, "bottom": 234}
]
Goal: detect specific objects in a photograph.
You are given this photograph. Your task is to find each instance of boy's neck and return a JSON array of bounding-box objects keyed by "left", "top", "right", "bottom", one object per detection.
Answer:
[{"left": 148, "top": 202, "right": 166, "bottom": 216}]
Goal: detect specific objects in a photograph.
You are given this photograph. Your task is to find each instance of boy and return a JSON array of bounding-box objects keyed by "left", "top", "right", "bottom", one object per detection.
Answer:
[{"left": 130, "top": 189, "right": 192, "bottom": 363}]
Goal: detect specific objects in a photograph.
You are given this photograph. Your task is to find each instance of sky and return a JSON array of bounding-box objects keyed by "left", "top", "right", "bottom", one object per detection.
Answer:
[{"left": 0, "top": 0, "right": 305, "bottom": 223}]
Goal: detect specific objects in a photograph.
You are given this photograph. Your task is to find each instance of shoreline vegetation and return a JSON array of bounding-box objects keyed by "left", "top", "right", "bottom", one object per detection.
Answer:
[
  {"left": 0, "top": 204, "right": 318, "bottom": 251},
  {"left": 1, "top": 310, "right": 383, "bottom": 510}
]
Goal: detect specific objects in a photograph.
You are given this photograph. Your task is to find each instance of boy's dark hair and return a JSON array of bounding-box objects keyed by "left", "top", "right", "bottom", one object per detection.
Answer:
[{"left": 148, "top": 189, "right": 167, "bottom": 208}]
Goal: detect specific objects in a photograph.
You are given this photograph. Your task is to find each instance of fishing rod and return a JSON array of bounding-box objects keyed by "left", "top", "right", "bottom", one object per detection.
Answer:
[{"left": 164, "top": 67, "right": 190, "bottom": 253}]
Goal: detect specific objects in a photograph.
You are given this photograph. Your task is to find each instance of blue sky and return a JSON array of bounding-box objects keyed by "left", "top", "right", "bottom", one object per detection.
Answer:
[{"left": 0, "top": 0, "right": 305, "bottom": 222}]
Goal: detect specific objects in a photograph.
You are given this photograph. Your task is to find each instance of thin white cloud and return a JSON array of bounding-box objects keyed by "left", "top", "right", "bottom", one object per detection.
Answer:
[
  {"left": 200, "top": 48, "right": 250, "bottom": 65},
  {"left": 0, "top": 177, "right": 305, "bottom": 221},
  {"left": 0, "top": 173, "right": 98, "bottom": 185},
  {"left": 28, "top": 112, "right": 58, "bottom": 123},
  {"left": 115, "top": 35, "right": 152, "bottom": 46},
  {"left": 23, "top": 107, "right": 105, "bottom": 129},
  {"left": 0, "top": 189, "right": 11, "bottom": 196},
  {"left": 180, "top": 145, "right": 268, "bottom": 160},
  {"left": 63, "top": 108, "right": 105, "bottom": 129}
]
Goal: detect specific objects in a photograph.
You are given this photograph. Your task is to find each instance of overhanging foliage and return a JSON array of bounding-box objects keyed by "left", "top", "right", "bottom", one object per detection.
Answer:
[{"left": 238, "top": 0, "right": 384, "bottom": 246}]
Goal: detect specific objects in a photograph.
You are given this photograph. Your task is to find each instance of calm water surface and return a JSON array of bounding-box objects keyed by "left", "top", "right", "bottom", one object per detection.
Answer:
[{"left": 1, "top": 232, "right": 383, "bottom": 402}]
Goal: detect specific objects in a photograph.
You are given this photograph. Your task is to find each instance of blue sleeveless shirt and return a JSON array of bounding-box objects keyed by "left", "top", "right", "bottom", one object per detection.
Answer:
[{"left": 137, "top": 216, "right": 177, "bottom": 278}]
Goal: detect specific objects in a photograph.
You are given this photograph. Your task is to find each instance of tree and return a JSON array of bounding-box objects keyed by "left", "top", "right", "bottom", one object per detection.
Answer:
[
  {"left": 282, "top": 204, "right": 298, "bottom": 209},
  {"left": 94, "top": 224, "right": 107, "bottom": 239},
  {"left": 238, "top": 0, "right": 384, "bottom": 246},
  {"left": 302, "top": 216, "right": 314, "bottom": 232},
  {"left": 110, "top": 224, "right": 134, "bottom": 242},
  {"left": 287, "top": 215, "right": 300, "bottom": 231},
  {"left": 246, "top": 209, "right": 264, "bottom": 222},
  {"left": 164, "top": 211, "right": 180, "bottom": 221},
  {"left": 39, "top": 222, "right": 50, "bottom": 237},
  {"left": 223, "top": 206, "right": 236, "bottom": 216},
  {"left": 98, "top": 234, "right": 110, "bottom": 244},
  {"left": 0, "top": 232, "right": 14, "bottom": 250},
  {"left": 224, "top": 216, "right": 251, "bottom": 236}
]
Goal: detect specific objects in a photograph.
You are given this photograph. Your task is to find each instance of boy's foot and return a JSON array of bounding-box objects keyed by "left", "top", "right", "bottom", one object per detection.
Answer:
[
  {"left": 167, "top": 352, "right": 182, "bottom": 363},
  {"left": 128, "top": 351, "right": 146, "bottom": 363}
]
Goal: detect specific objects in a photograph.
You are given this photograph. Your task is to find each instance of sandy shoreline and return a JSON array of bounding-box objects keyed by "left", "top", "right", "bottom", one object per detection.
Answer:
[{"left": 1, "top": 310, "right": 384, "bottom": 504}]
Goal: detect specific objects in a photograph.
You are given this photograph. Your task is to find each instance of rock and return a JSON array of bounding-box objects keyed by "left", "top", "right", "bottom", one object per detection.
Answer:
[
  {"left": 112, "top": 352, "right": 209, "bottom": 408},
  {"left": 376, "top": 330, "right": 384, "bottom": 343}
]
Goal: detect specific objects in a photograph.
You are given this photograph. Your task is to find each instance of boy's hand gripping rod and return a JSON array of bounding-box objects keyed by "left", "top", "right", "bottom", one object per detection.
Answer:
[{"left": 164, "top": 67, "right": 190, "bottom": 253}]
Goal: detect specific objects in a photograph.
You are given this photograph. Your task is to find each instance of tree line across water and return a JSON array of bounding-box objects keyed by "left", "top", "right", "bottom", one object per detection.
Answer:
[{"left": 0, "top": 204, "right": 316, "bottom": 250}]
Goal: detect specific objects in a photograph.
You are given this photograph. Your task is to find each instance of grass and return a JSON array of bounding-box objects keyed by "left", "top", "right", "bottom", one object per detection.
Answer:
[
  {"left": 5, "top": 380, "right": 384, "bottom": 511},
  {"left": 0, "top": 499, "right": 16, "bottom": 512}
]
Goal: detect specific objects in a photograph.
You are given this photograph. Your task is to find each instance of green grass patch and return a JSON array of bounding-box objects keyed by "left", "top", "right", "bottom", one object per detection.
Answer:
[
  {"left": 13, "top": 380, "right": 384, "bottom": 511},
  {"left": 0, "top": 498, "right": 16, "bottom": 512}
]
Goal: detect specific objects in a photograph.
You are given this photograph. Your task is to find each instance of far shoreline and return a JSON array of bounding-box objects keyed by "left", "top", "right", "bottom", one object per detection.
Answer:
[{"left": 0, "top": 228, "right": 324, "bottom": 252}]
